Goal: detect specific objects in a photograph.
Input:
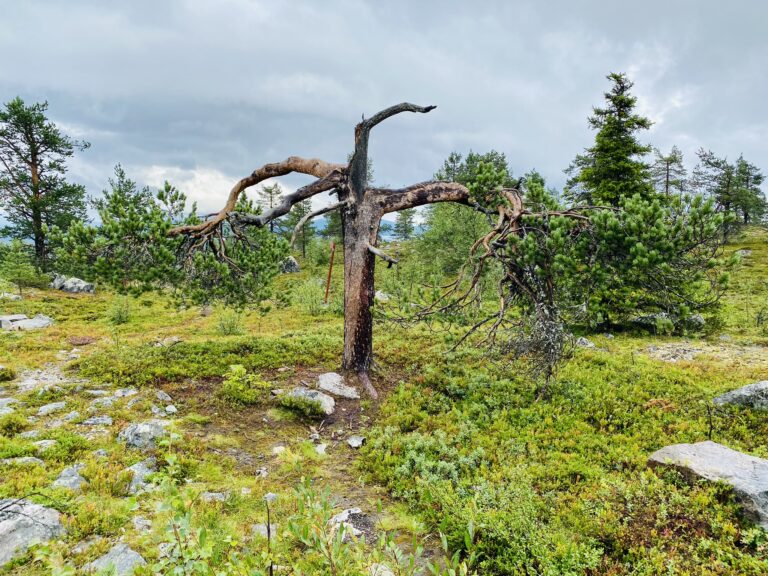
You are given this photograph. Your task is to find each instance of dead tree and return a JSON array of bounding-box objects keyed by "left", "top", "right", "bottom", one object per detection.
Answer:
[{"left": 169, "top": 103, "right": 531, "bottom": 398}]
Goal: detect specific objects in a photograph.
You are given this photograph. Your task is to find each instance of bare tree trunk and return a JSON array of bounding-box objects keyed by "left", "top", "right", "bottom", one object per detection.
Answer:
[{"left": 341, "top": 198, "right": 380, "bottom": 375}]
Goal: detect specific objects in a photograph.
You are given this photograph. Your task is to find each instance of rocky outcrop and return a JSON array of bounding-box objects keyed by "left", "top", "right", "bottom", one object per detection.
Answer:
[
  {"left": 0, "top": 499, "right": 64, "bottom": 565},
  {"left": 649, "top": 440, "right": 768, "bottom": 528},
  {"left": 50, "top": 274, "right": 95, "bottom": 294},
  {"left": 713, "top": 381, "right": 768, "bottom": 410}
]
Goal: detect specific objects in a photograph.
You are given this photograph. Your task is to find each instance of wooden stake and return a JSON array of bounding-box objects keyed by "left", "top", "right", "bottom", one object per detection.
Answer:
[{"left": 324, "top": 241, "right": 336, "bottom": 305}]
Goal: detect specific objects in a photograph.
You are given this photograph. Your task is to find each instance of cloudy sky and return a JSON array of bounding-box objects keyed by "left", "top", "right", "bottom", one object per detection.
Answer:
[{"left": 1, "top": 0, "right": 766, "bottom": 218}]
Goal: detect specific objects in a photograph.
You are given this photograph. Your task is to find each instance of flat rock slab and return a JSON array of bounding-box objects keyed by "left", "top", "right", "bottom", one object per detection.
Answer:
[
  {"left": 0, "top": 498, "right": 64, "bottom": 566},
  {"left": 5, "top": 314, "right": 54, "bottom": 331},
  {"left": 714, "top": 381, "right": 768, "bottom": 410},
  {"left": 649, "top": 440, "right": 768, "bottom": 528},
  {"left": 37, "top": 401, "right": 67, "bottom": 416},
  {"left": 83, "top": 543, "right": 146, "bottom": 575},
  {"left": 318, "top": 372, "right": 360, "bottom": 399}
]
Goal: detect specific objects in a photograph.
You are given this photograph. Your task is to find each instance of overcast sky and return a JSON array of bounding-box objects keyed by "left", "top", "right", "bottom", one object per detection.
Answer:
[{"left": 1, "top": 0, "right": 766, "bottom": 219}]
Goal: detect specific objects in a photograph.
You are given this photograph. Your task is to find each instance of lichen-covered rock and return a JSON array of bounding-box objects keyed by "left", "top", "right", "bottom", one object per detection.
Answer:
[
  {"left": 317, "top": 372, "right": 360, "bottom": 399},
  {"left": 83, "top": 543, "right": 146, "bottom": 575},
  {"left": 12, "top": 314, "right": 54, "bottom": 331},
  {"left": 0, "top": 499, "right": 64, "bottom": 565},
  {"left": 51, "top": 273, "right": 95, "bottom": 294},
  {"left": 280, "top": 256, "right": 300, "bottom": 273},
  {"left": 118, "top": 420, "right": 169, "bottom": 450},
  {"left": 649, "top": 440, "right": 768, "bottom": 528},
  {"left": 0, "top": 293, "right": 21, "bottom": 301},
  {"left": 713, "top": 381, "right": 768, "bottom": 410},
  {"left": 575, "top": 336, "right": 595, "bottom": 349},
  {"left": 37, "top": 401, "right": 66, "bottom": 416},
  {"left": 347, "top": 435, "right": 365, "bottom": 449},
  {"left": 52, "top": 464, "right": 87, "bottom": 491}
]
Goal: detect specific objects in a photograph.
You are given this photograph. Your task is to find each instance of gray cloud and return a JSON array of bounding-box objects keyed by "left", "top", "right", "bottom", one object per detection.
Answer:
[{"left": 1, "top": 0, "right": 765, "bottom": 215}]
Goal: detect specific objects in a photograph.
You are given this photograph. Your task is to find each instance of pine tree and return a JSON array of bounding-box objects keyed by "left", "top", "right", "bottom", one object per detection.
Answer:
[
  {"left": 258, "top": 183, "right": 283, "bottom": 233},
  {"left": 393, "top": 208, "right": 416, "bottom": 240},
  {"left": 650, "top": 146, "right": 687, "bottom": 197},
  {"left": 0, "top": 239, "right": 40, "bottom": 296},
  {"left": 0, "top": 98, "right": 90, "bottom": 268},
  {"left": 565, "top": 73, "right": 653, "bottom": 206}
]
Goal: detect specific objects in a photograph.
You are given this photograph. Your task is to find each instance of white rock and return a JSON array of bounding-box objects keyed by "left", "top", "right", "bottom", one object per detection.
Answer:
[
  {"left": 156, "top": 390, "right": 172, "bottom": 402},
  {"left": 315, "top": 443, "right": 327, "bottom": 455},
  {"left": 165, "top": 404, "right": 178, "bottom": 414},
  {"left": 317, "top": 372, "right": 360, "bottom": 399},
  {"left": 347, "top": 435, "right": 366, "bottom": 449},
  {"left": 1, "top": 456, "right": 44, "bottom": 467},
  {"left": 252, "top": 523, "right": 278, "bottom": 538},
  {"left": 201, "top": 491, "right": 228, "bottom": 503},
  {"left": 132, "top": 516, "right": 152, "bottom": 532},
  {"left": 11, "top": 314, "right": 54, "bottom": 331},
  {"left": 33, "top": 439, "right": 57, "bottom": 452},
  {"left": 127, "top": 457, "right": 157, "bottom": 494},
  {"left": 370, "top": 564, "right": 396, "bottom": 576},
  {"left": 81, "top": 415, "right": 113, "bottom": 426},
  {"left": 0, "top": 293, "right": 21, "bottom": 301}
]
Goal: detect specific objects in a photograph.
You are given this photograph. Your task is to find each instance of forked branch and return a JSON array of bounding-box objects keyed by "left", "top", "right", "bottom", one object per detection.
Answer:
[{"left": 290, "top": 200, "right": 348, "bottom": 247}]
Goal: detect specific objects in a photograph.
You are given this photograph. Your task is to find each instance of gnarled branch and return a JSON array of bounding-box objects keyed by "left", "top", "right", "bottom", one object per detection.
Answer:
[
  {"left": 376, "top": 181, "right": 471, "bottom": 214},
  {"left": 168, "top": 156, "right": 345, "bottom": 237}
]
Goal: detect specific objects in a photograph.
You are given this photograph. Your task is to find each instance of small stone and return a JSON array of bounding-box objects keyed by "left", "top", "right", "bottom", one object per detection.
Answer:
[
  {"left": 252, "top": 523, "right": 278, "bottom": 538},
  {"left": 89, "top": 397, "right": 115, "bottom": 411},
  {"left": 151, "top": 404, "right": 164, "bottom": 416},
  {"left": 132, "top": 516, "right": 152, "bottom": 532},
  {"left": 18, "top": 429, "right": 40, "bottom": 439},
  {"left": 575, "top": 336, "right": 596, "bottom": 349},
  {"left": 370, "top": 564, "right": 396, "bottom": 576},
  {"left": 115, "top": 388, "right": 138, "bottom": 398},
  {"left": 315, "top": 443, "right": 327, "bottom": 455},
  {"left": 52, "top": 464, "right": 86, "bottom": 491},
  {"left": 255, "top": 467, "right": 268, "bottom": 478},
  {"left": 93, "top": 449, "right": 109, "bottom": 458},
  {"left": 83, "top": 543, "right": 147, "bottom": 576},
  {"left": 156, "top": 390, "right": 172, "bottom": 402},
  {"left": 71, "top": 535, "right": 103, "bottom": 555},
  {"left": 317, "top": 372, "right": 360, "bottom": 400},
  {"left": 165, "top": 404, "right": 178, "bottom": 414},
  {"left": 272, "top": 445, "right": 286, "bottom": 455},
  {"left": 37, "top": 401, "right": 66, "bottom": 416},
  {"left": 201, "top": 491, "right": 228, "bottom": 503},
  {"left": 241, "top": 487, "right": 252, "bottom": 496},
  {"left": 85, "top": 389, "right": 111, "bottom": 396},
  {"left": 347, "top": 435, "right": 365, "bottom": 449},
  {"left": 33, "top": 439, "right": 57, "bottom": 452},
  {"left": 64, "top": 410, "right": 81, "bottom": 421},
  {"left": 280, "top": 256, "right": 300, "bottom": 273},
  {"left": 126, "top": 457, "right": 157, "bottom": 493},
  {"left": 82, "top": 415, "right": 113, "bottom": 426},
  {"left": 264, "top": 492, "right": 278, "bottom": 503},
  {"left": 374, "top": 290, "right": 391, "bottom": 303}
]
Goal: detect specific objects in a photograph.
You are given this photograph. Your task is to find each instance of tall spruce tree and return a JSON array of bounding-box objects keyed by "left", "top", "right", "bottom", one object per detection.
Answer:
[
  {"left": 282, "top": 197, "right": 314, "bottom": 257},
  {"left": 0, "top": 98, "right": 90, "bottom": 268},
  {"left": 565, "top": 73, "right": 653, "bottom": 206}
]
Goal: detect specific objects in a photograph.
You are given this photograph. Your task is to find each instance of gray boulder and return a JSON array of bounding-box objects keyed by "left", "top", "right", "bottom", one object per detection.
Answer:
[
  {"left": 53, "top": 464, "right": 87, "bottom": 491},
  {"left": 317, "top": 372, "right": 360, "bottom": 399},
  {"left": 118, "top": 420, "right": 169, "bottom": 450},
  {"left": 575, "top": 336, "right": 596, "bottom": 349},
  {"left": 82, "top": 415, "right": 113, "bottom": 426},
  {"left": 51, "top": 273, "right": 95, "bottom": 294},
  {"left": 286, "top": 387, "right": 335, "bottom": 415},
  {"left": 12, "top": 314, "right": 54, "bottom": 331},
  {"left": 1, "top": 456, "right": 44, "bottom": 467},
  {"left": 83, "top": 543, "right": 146, "bottom": 575},
  {"left": 0, "top": 293, "right": 21, "bottom": 301},
  {"left": 714, "top": 381, "right": 768, "bottom": 410},
  {"left": 0, "top": 499, "right": 64, "bottom": 566},
  {"left": 0, "top": 314, "right": 29, "bottom": 330},
  {"left": 37, "top": 401, "right": 66, "bottom": 416},
  {"left": 347, "top": 435, "right": 366, "bottom": 449},
  {"left": 649, "top": 440, "right": 768, "bottom": 528},
  {"left": 280, "top": 256, "right": 300, "bottom": 273}
]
